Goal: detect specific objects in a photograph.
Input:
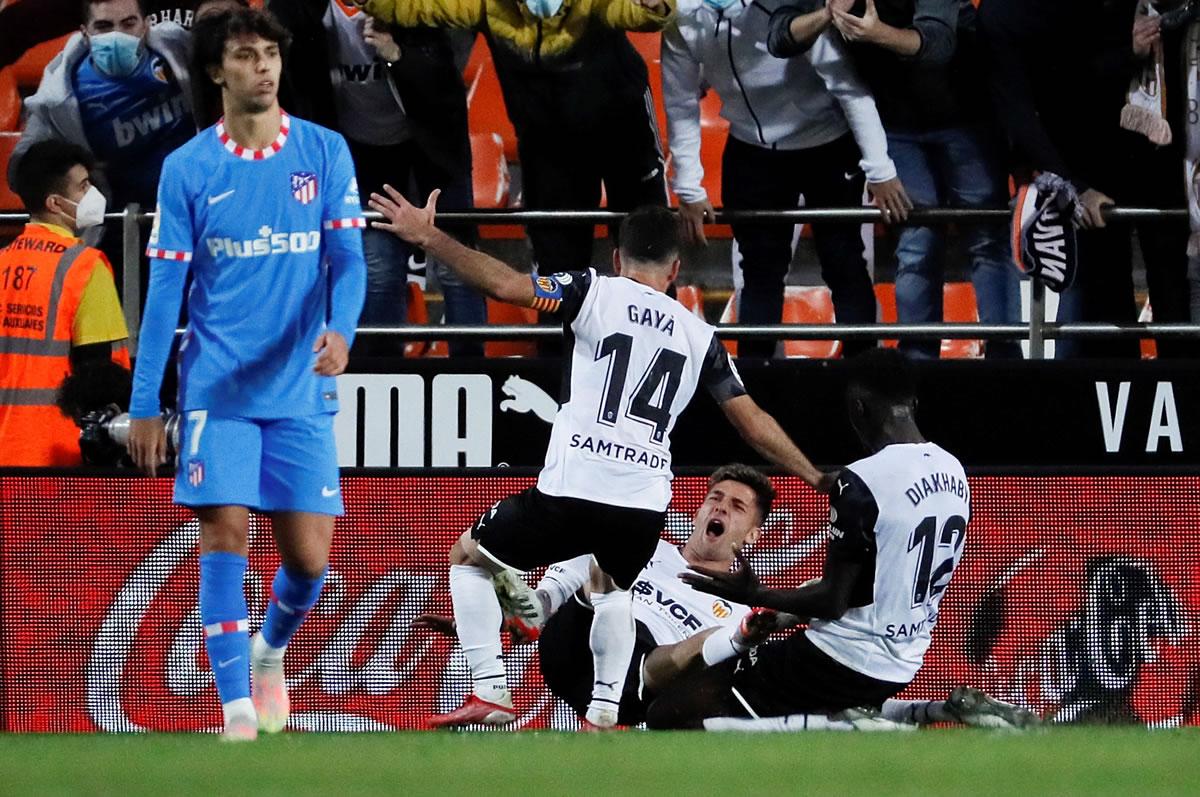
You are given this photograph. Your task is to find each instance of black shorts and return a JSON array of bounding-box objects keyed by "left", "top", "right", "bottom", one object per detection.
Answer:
[
  {"left": 537, "top": 597, "right": 660, "bottom": 726},
  {"left": 729, "top": 631, "right": 907, "bottom": 717},
  {"left": 470, "top": 487, "right": 665, "bottom": 590}
]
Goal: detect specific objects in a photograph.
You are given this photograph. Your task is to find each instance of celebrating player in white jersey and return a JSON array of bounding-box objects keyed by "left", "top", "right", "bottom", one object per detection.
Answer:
[
  {"left": 370, "top": 193, "right": 831, "bottom": 728},
  {"left": 647, "top": 349, "right": 991, "bottom": 730},
  {"left": 415, "top": 464, "right": 781, "bottom": 726}
]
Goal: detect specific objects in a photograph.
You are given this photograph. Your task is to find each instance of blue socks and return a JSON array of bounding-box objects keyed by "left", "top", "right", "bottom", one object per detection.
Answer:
[
  {"left": 199, "top": 552, "right": 250, "bottom": 705},
  {"left": 260, "top": 565, "right": 327, "bottom": 651}
]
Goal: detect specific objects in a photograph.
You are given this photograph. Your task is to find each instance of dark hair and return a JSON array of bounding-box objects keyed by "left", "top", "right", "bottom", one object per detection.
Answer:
[
  {"left": 190, "top": 6, "right": 290, "bottom": 123},
  {"left": 708, "top": 463, "right": 775, "bottom": 523},
  {"left": 846, "top": 348, "right": 917, "bottom": 405},
  {"left": 13, "top": 140, "right": 95, "bottom": 213},
  {"left": 618, "top": 205, "right": 681, "bottom": 267},
  {"left": 82, "top": 0, "right": 148, "bottom": 23}
]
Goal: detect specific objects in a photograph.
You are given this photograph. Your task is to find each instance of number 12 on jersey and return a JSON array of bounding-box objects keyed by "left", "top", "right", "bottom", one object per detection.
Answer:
[
  {"left": 595, "top": 332, "right": 687, "bottom": 445},
  {"left": 909, "top": 515, "right": 966, "bottom": 609}
]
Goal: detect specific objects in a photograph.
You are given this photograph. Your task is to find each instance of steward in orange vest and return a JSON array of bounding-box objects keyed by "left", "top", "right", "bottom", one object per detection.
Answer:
[{"left": 1, "top": 140, "right": 129, "bottom": 466}]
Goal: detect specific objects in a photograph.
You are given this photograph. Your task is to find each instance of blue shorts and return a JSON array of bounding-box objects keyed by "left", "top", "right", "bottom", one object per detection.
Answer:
[{"left": 173, "top": 412, "right": 343, "bottom": 515}]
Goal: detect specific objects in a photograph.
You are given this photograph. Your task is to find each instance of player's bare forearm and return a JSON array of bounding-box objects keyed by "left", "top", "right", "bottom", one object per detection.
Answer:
[
  {"left": 721, "top": 396, "right": 830, "bottom": 490},
  {"left": 752, "top": 584, "right": 841, "bottom": 619},
  {"left": 420, "top": 228, "right": 534, "bottom": 306}
]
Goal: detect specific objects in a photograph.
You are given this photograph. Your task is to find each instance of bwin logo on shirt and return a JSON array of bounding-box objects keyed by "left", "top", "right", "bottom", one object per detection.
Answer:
[{"left": 206, "top": 227, "right": 321, "bottom": 258}]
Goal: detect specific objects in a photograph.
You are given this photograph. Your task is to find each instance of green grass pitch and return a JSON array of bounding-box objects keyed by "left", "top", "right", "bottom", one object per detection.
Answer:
[{"left": 1, "top": 729, "right": 1197, "bottom": 795}]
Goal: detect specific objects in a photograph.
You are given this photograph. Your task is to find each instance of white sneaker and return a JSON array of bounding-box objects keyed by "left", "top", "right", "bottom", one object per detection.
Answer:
[
  {"left": 250, "top": 634, "right": 289, "bottom": 734},
  {"left": 492, "top": 569, "right": 547, "bottom": 641},
  {"left": 584, "top": 706, "right": 619, "bottom": 729}
]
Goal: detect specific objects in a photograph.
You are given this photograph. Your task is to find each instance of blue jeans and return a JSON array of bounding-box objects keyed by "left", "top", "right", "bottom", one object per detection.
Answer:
[
  {"left": 353, "top": 138, "right": 486, "bottom": 357},
  {"left": 888, "top": 126, "right": 1022, "bottom": 359}
]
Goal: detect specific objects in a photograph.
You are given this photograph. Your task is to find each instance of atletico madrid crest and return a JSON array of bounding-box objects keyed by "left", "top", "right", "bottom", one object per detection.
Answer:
[
  {"left": 291, "top": 171, "right": 318, "bottom": 205},
  {"left": 187, "top": 460, "right": 205, "bottom": 487}
]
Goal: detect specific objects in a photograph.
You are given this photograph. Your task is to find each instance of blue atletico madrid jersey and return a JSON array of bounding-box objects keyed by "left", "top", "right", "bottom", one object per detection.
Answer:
[{"left": 133, "top": 112, "right": 367, "bottom": 419}]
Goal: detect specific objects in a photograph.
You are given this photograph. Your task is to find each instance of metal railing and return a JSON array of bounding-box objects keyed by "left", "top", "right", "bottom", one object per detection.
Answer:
[{"left": 3, "top": 205, "right": 1198, "bottom": 360}]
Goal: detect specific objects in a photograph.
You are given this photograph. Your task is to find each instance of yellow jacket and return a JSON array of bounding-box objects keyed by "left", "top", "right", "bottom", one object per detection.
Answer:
[
  {"left": 363, "top": 0, "right": 672, "bottom": 63},
  {"left": 361, "top": 0, "right": 673, "bottom": 136}
]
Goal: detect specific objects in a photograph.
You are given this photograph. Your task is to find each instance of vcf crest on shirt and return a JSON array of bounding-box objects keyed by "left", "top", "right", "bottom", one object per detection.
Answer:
[{"left": 291, "top": 171, "right": 319, "bottom": 205}]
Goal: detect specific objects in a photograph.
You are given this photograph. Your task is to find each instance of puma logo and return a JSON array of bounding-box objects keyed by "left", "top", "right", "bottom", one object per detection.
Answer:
[{"left": 500, "top": 375, "right": 558, "bottom": 424}]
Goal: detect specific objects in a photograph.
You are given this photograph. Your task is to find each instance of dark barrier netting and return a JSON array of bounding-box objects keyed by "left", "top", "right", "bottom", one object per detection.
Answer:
[{"left": 1, "top": 474, "right": 1197, "bottom": 731}]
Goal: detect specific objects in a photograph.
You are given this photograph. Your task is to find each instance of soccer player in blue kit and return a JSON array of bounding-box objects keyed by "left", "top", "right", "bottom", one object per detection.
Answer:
[{"left": 128, "top": 7, "right": 366, "bottom": 741}]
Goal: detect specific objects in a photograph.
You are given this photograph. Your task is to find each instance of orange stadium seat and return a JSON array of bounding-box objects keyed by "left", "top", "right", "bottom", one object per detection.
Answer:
[
  {"left": 1138, "top": 298, "right": 1157, "bottom": 360},
  {"left": 470, "top": 132, "right": 510, "bottom": 209},
  {"left": 1, "top": 132, "right": 23, "bottom": 211},
  {"left": 781, "top": 285, "right": 841, "bottom": 359},
  {"left": 404, "top": 282, "right": 447, "bottom": 358},
  {"left": 675, "top": 284, "right": 705, "bottom": 319},
  {"left": 464, "top": 40, "right": 518, "bottom": 163},
  {"left": 484, "top": 299, "right": 539, "bottom": 357},
  {"left": 941, "top": 282, "right": 983, "bottom": 358},
  {"left": 0, "top": 68, "right": 20, "bottom": 132},
  {"left": 873, "top": 282, "right": 900, "bottom": 348},
  {"left": 12, "top": 34, "right": 71, "bottom": 90},
  {"left": 717, "top": 285, "right": 841, "bottom": 359}
]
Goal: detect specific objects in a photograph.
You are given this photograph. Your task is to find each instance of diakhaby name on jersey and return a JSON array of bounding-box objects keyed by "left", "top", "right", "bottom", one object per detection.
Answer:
[
  {"left": 568, "top": 434, "right": 670, "bottom": 469},
  {"left": 631, "top": 579, "right": 705, "bottom": 633},
  {"left": 206, "top": 226, "right": 321, "bottom": 258},
  {"left": 904, "top": 471, "right": 970, "bottom": 507}
]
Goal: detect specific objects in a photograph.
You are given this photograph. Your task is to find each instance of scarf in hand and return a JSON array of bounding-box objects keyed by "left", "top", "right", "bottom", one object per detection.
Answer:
[
  {"left": 1123, "top": 1, "right": 1174, "bottom": 145},
  {"left": 1011, "top": 173, "right": 1081, "bottom": 293}
]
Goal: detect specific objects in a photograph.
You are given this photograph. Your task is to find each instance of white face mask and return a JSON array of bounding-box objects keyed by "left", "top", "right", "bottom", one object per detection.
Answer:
[
  {"left": 525, "top": 0, "right": 564, "bottom": 18},
  {"left": 702, "top": 0, "right": 739, "bottom": 10},
  {"left": 62, "top": 186, "right": 108, "bottom": 230}
]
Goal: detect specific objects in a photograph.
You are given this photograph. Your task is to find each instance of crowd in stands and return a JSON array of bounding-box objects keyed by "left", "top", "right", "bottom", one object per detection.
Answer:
[{"left": 2, "top": 0, "right": 1200, "bottom": 365}]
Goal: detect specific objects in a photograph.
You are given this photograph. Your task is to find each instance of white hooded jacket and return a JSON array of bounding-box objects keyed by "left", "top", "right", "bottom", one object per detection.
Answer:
[{"left": 663, "top": 0, "right": 896, "bottom": 203}]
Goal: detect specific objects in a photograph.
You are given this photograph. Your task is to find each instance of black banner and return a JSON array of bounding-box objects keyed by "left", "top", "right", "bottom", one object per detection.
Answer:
[{"left": 334, "top": 360, "right": 1198, "bottom": 470}]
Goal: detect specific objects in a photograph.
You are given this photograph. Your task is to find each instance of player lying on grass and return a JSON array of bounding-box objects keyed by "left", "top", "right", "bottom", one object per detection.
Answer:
[
  {"left": 417, "top": 463, "right": 1034, "bottom": 730},
  {"left": 645, "top": 349, "right": 1038, "bottom": 731}
]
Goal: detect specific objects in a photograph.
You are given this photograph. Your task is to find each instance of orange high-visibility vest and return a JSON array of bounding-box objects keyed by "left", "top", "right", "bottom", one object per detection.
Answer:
[{"left": 0, "top": 225, "right": 122, "bottom": 466}]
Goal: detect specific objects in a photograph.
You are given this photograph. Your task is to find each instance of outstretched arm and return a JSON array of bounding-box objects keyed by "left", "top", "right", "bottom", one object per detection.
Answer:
[
  {"left": 682, "top": 549, "right": 861, "bottom": 621},
  {"left": 720, "top": 394, "right": 833, "bottom": 492},
  {"left": 369, "top": 187, "right": 534, "bottom": 306}
]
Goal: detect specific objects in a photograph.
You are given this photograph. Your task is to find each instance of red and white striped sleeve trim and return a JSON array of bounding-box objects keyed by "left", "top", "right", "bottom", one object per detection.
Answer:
[
  {"left": 145, "top": 247, "right": 193, "bottom": 262},
  {"left": 323, "top": 217, "right": 367, "bottom": 230}
]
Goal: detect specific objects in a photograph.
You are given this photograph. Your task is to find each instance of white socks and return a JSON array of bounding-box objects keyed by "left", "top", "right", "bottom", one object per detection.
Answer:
[
  {"left": 449, "top": 564, "right": 510, "bottom": 705},
  {"left": 701, "top": 625, "right": 750, "bottom": 666},
  {"left": 586, "top": 589, "right": 635, "bottom": 721},
  {"left": 880, "top": 699, "right": 951, "bottom": 725},
  {"left": 223, "top": 696, "right": 256, "bottom": 728},
  {"left": 251, "top": 632, "right": 285, "bottom": 667}
]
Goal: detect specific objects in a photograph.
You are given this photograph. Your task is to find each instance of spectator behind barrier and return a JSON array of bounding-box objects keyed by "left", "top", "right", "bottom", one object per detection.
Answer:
[
  {"left": 1114, "top": 0, "right": 1198, "bottom": 357},
  {"left": 271, "top": 0, "right": 486, "bottom": 357},
  {"left": 769, "top": 0, "right": 1021, "bottom": 359},
  {"left": 664, "top": 0, "right": 909, "bottom": 359},
  {"left": 10, "top": 0, "right": 196, "bottom": 215},
  {"left": 978, "top": 0, "right": 1186, "bottom": 358},
  {"left": 354, "top": 0, "right": 673, "bottom": 275},
  {"left": 0, "top": 140, "right": 131, "bottom": 467}
]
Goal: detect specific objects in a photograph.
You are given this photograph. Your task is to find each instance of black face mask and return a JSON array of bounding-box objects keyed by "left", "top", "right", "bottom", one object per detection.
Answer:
[{"left": 1157, "top": 0, "right": 1200, "bottom": 30}]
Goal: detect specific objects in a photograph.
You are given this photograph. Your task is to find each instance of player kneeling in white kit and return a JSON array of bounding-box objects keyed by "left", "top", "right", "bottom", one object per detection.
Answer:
[
  {"left": 417, "top": 464, "right": 778, "bottom": 727},
  {"left": 646, "top": 349, "right": 1038, "bottom": 731}
]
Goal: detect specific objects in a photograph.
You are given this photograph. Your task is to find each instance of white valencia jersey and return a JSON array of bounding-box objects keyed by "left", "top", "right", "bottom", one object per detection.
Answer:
[
  {"left": 533, "top": 269, "right": 746, "bottom": 511},
  {"left": 538, "top": 541, "right": 749, "bottom": 645},
  {"left": 806, "top": 443, "right": 970, "bottom": 683}
]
